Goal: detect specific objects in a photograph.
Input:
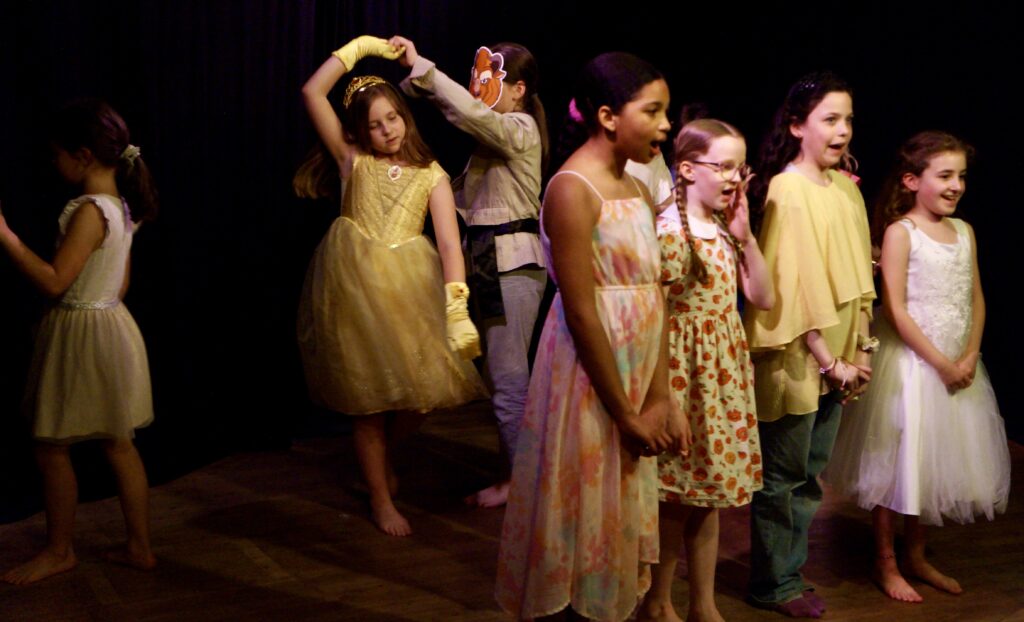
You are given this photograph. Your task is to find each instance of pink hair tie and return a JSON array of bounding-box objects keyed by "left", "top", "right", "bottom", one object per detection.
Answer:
[
  {"left": 838, "top": 169, "right": 861, "bottom": 185},
  {"left": 568, "top": 98, "right": 583, "bottom": 123}
]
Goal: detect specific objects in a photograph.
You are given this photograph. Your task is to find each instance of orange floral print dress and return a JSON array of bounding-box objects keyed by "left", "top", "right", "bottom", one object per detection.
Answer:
[{"left": 656, "top": 217, "right": 763, "bottom": 508}]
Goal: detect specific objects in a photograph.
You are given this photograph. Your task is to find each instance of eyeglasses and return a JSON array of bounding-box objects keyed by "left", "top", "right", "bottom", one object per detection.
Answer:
[{"left": 692, "top": 161, "right": 751, "bottom": 181}]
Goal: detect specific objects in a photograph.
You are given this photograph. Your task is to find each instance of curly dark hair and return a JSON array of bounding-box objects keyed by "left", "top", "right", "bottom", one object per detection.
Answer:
[{"left": 751, "top": 71, "right": 852, "bottom": 212}]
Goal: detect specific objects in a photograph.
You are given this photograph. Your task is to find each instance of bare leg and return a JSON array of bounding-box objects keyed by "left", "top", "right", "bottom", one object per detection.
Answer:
[
  {"left": 637, "top": 503, "right": 686, "bottom": 622},
  {"left": 902, "top": 515, "right": 962, "bottom": 595},
  {"left": 354, "top": 414, "right": 411, "bottom": 536},
  {"left": 871, "top": 506, "right": 922, "bottom": 602},
  {"left": 101, "top": 438, "right": 156, "bottom": 570},
  {"left": 683, "top": 507, "right": 725, "bottom": 622},
  {"left": 1, "top": 443, "right": 79, "bottom": 585}
]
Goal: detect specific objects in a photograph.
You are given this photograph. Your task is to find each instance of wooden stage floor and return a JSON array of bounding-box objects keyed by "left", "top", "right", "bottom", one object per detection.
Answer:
[{"left": 2, "top": 402, "right": 1022, "bottom": 621}]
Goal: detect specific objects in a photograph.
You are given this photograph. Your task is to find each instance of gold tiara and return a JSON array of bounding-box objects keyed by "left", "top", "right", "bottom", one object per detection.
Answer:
[{"left": 343, "top": 75, "right": 388, "bottom": 108}]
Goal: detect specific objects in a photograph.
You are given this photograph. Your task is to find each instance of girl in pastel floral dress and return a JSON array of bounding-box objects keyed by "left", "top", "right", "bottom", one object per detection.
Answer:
[{"left": 495, "top": 52, "right": 689, "bottom": 621}]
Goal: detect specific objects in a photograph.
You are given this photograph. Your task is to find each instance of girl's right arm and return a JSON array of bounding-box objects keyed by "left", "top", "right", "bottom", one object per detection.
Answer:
[
  {"left": 544, "top": 176, "right": 673, "bottom": 453},
  {"left": 880, "top": 222, "right": 970, "bottom": 390},
  {"left": 0, "top": 202, "right": 106, "bottom": 298},
  {"left": 301, "top": 37, "right": 401, "bottom": 180}
]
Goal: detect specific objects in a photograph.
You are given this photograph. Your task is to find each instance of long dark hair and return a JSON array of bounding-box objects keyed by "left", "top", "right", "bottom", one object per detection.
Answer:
[
  {"left": 51, "top": 98, "right": 159, "bottom": 223},
  {"left": 293, "top": 79, "right": 434, "bottom": 200},
  {"left": 554, "top": 52, "right": 663, "bottom": 170},
  {"left": 872, "top": 130, "right": 974, "bottom": 244},
  {"left": 491, "top": 42, "right": 550, "bottom": 175},
  {"left": 751, "top": 71, "right": 852, "bottom": 211}
]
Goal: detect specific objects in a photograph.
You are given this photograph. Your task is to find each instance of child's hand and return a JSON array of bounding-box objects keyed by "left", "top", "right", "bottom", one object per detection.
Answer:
[
  {"left": 664, "top": 398, "right": 694, "bottom": 456},
  {"left": 938, "top": 359, "right": 971, "bottom": 392},
  {"left": 825, "top": 357, "right": 868, "bottom": 392},
  {"left": 725, "top": 172, "right": 755, "bottom": 243},
  {"left": 841, "top": 354, "right": 872, "bottom": 404},
  {"left": 618, "top": 406, "right": 671, "bottom": 457},
  {"left": 332, "top": 36, "right": 403, "bottom": 71},
  {"left": 954, "top": 352, "right": 979, "bottom": 388},
  {"left": 387, "top": 36, "right": 417, "bottom": 68},
  {"left": 444, "top": 282, "right": 481, "bottom": 359}
]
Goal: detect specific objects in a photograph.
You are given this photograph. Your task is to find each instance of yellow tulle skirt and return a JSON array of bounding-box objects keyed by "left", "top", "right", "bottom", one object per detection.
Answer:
[{"left": 297, "top": 217, "right": 487, "bottom": 415}]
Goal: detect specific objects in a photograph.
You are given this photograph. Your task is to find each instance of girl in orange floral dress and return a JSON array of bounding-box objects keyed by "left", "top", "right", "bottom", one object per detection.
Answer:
[{"left": 638, "top": 117, "right": 773, "bottom": 622}]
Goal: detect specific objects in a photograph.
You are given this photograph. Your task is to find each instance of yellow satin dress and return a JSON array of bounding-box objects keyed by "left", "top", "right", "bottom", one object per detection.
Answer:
[{"left": 298, "top": 154, "right": 487, "bottom": 415}]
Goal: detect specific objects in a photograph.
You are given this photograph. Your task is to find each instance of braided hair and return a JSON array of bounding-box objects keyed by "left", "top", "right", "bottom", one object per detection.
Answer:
[{"left": 673, "top": 108, "right": 746, "bottom": 284}]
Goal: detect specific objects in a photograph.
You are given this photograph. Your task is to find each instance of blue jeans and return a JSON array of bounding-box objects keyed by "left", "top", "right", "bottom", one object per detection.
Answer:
[
  {"left": 748, "top": 393, "right": 843, "bottom": 605},
  {"left": 482, "top": 268, "right": 546, "bottom": 472}
]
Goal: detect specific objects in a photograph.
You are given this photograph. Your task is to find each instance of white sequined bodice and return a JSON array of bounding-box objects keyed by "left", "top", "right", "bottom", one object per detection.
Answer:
[{"left": 899, "top": 218, "right": 973, "bottom": 358}]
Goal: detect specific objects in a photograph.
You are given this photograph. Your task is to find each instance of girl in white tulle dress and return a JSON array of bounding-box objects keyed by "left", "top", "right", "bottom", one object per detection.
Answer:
[{"left": 825, "top": 131, "right": 1010, "bottom": 603}]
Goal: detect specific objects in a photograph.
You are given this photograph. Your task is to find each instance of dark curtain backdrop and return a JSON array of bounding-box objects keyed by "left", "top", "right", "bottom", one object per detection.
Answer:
[{"left": 1, "top": 1, "right": 1018, "bottom": 522}]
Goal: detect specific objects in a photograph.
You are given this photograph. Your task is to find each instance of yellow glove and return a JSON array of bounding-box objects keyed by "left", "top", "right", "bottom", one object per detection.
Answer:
[
  {"left": 331, "top": 35, "right": 403, "bottom": 70},
  {"left": 445, "top": 282, "right": 481, "bottom": 360}
]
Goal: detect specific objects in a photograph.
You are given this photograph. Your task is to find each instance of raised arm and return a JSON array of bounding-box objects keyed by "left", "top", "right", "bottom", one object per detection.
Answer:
[
  {"left": 301, "top": 36, "right": 402, "bottom": 179},
  {"left": 544, "top": 175, "right": 672, "bottom": 453},
  {"left": 0, "top": 201, "right": 106, "bottom": 298},
  {"left": 391, "top": 36, "right": 536, "bottom": 159}
]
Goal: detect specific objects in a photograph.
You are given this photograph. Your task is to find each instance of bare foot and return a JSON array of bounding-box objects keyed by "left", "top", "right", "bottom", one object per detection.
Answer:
[
  {"left": 1, "top": 549, "right": 77, "bottom": 585},
  {"left": 905, "top": 558, "right": 962, "bottom": 595},
  {"left": 635, "top": 600, "right": 684, "bottom": 622},
  {"left": 687, "top": 603, "right": 726, "bottom": 622},
  {"left": 370, "top": 500, "right": 412, "bottom": 537},
  {"left": 873, "top": 556, "right": 923, "bottom": 603},
  {"left": 103, "top": 545, "right": 157, "bottom": 571},
  {"left": 464, "top": 481, "right": 510, "bottom": 508}
]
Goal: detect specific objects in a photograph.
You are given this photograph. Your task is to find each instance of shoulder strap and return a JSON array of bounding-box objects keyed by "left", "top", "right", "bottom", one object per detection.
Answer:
[
  {"left": 897, "top": 217, "right": 916, "bottom": 232},
  {"left": 949, "top": 217, "right": 968, "bottom": 236},
  {"left": 626, "top": 173, "right": 645, "bottom": 199},
  {"left": 548, "top": 170, "right": 606, "bottom": 203}
]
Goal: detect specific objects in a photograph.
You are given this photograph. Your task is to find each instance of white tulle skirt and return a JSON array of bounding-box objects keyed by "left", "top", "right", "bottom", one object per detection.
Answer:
[{"left": 825, "top": 321, "right": 1010, "bottom": 526}]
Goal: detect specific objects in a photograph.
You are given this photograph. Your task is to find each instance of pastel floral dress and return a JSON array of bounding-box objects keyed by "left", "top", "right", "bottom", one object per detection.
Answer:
[
  {"left": 656, "top": 217, "right": 763, "bottom": 507},
  {"left": 496, "top": 172, "right": 662, "bottom": 622}
]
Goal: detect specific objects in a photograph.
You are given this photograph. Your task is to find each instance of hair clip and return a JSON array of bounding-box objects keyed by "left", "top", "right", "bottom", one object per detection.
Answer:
[{"left": 120, "top": 144, "right": 141, "bottom": 170}]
